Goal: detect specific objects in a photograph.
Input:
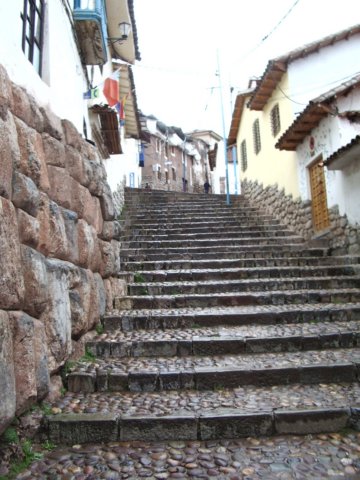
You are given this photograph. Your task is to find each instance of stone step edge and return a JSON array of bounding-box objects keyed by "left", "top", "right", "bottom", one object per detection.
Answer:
[
  {"left": 86, "top": 330, "right": 360, "bottom": 358},
  {"left": 66, "top": 362, "right": 360, "bottom": 393},
  {"left": 45, "top": 406, "right": 360, "bottom": 444},
  {"left": 103, "top": 304, "right": 360, "bottom": 331}
]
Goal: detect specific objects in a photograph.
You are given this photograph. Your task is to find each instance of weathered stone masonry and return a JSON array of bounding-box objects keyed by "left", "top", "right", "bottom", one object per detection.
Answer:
[
  {"left": 242, "top": 179, "right": 360, "bottom": 255},
  {"left": 0, "top": 64, "right": 125, "bottom": 434}
]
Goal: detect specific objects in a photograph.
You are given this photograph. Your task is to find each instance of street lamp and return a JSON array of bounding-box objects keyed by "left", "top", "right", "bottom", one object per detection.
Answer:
[{"left": 108, "top": 22, "right": 131, "bottom": 45}]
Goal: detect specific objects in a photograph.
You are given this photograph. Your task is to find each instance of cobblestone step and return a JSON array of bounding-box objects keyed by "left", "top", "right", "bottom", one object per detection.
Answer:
[
  {"left": 127, "top": 275, "right": 360, "bottom": 296},
  {"left": 116, "top": 289, "right": 360, "bottom": 310},
  {"left": 121, "top": 245, "right": 328, "bottom": 261},
  {"left": 124, "top": 235, "right": 305, "bottom": 250},
  {"left": 86, "top": 319, "right": 360, "bottom": 358},
  {"left": 104, "top": 303, "right": 360, "bottom": 332},
  {"left": 127, "top": 213, "right": 280, "bottom": 224},
  {"left": 123, "top": 256, "right": 360, "bottom": 272},
  {"left": 122, "top": 229, "right": 297, "bottom": 242},
  {"left": 124, "top": 219, "right": 283, "bottom": 231},
  {"left": 45, "top": 383, "right": 360, "bottom": 443},
  {"left": 66, "top": 348, "right": 360, "bottom": 394}
]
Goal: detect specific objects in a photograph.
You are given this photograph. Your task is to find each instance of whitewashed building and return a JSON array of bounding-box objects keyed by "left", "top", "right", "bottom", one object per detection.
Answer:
[{"left": 0, "top": 0, "right": 143, "bottom": 205}]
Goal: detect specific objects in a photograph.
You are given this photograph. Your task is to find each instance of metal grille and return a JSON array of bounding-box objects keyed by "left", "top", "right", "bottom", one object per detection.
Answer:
[
  {"left": 240, "top": 140, "right": 247, "bottom": 172},
  {"left": 271, "top": 103, "right": 281, "bottom": 137},
  {"left": 253, "top": 119, "right": 261, "bottom": 154}
]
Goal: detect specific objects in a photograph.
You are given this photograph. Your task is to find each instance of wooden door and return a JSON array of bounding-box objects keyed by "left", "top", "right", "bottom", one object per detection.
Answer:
[{"left": 308, "top": 157, "right": 330, "bottom": 232}]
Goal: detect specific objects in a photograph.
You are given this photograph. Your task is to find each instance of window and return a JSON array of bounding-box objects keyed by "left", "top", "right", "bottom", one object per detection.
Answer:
[
  {"left": 172, "top": 167, "right": 176, "bottom": 181},
  {"left": 21, "top": 0, "right": 45, "bottom": 76},
  {"left": 240, "top": 140, "right": 247, "bottom": 172},
  {"left": 164, "top": 142, "right": 169, "bottom": 159},
  {"left": 157, "top": 168, "right": 161, "bottom": 181},
  {"left": 170, "top": 145, "right": 176, "bottom": 156},
  {"left": 165, "top": 170, "right": 169, "bottom": 183},
  {"left": 155, "top": 138, "right": 161, "bottom": 153},
  {"left": 270, "top": 104, "right": 281, "bottom": 137},
  {"left": 253, "top": 119, "right": 261, "bottom": 155}
]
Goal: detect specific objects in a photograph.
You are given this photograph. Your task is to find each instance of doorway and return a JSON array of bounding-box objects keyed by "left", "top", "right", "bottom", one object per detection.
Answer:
[{"left": 308, "top": 156, "right": 330, "bottom": 232}]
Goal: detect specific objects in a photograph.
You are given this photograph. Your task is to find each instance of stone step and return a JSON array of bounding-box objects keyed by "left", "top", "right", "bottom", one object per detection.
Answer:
[
  {"left": 86, "top": 319, "right": 360, "bottom": 358},
  {"left": 121, "top": 245, "right": 328, "bottom": 261},
  {"left": 115, "top": 289, "right": 360, "bottom": 310},
  {"left": 66, "top": 347, "right": 360, "bottom": 394},
  {"left": 124, "top": 220, "right": 282, "bottom": 231},
  {"left": 124, "top": 264, "right": 358, "bottom": 281},
  {"left": 124, "top": 235, "right": 305, "bottom": 250},
  {"left": 122, "top": 224, "right": 289, "bottom": 236},
  {"left": 127, "top": 211, "right": 277, "bottom": 222},
  {"left": 46, "top": 383, "right": 360, "bottom": 443},
  {"left": 121, "top": 229, "right": 297, "bottom": 242},
  {"left": 104, "top": 303, "right": 360, "bottom": 332},
  {"left": 123, "top": 256, "right": 360, "bottom": 272},
  {"left": 127, "top": 275, "right": 360, "bottom": 296}
]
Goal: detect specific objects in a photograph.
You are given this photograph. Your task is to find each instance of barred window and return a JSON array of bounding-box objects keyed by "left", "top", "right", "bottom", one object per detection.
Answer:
[
  {"left": 270, "top": 103, "right": 281, "bottom": 137},
  {"left": 21, "top": 0, "right": 45, "bottom": 76},
  {"left": 240, "top": 140, "right": 247, "bottom": 172},
  {"left": 253, "top": 119, "right": 261, "bottom": 154}
]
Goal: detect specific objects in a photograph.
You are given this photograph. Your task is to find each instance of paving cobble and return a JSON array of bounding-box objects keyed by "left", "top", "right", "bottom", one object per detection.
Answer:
[{"left": 14, "top": 432, "right": 360, "bottom": 479}]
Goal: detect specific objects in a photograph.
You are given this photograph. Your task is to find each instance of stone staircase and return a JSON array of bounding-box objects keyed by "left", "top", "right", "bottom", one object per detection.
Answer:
[{"left": 45, "top": 188, "right": 360, "bottom": 445}]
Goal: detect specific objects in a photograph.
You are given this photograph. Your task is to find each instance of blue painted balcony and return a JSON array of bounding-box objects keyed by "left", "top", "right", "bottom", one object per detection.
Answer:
[{"left": 73, "top": 0, "right": 108, "bottom": 65}]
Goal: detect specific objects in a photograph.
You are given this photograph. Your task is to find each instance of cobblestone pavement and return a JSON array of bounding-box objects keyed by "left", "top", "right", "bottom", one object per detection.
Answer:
[{"left": 13, "top": 432, "right": 360, "bottom": 479}]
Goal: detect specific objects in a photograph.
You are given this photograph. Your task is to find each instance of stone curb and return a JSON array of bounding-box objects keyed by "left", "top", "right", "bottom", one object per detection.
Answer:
[
  {"left": 45, "top": 407, "right": 357, "bottom": 444},
  {"left": 66, "top": 362, "right": 359, "bottom": 393}
]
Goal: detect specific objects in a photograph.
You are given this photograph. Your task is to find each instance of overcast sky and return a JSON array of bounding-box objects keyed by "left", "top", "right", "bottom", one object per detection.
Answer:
[{"left": 132, "top": 0, "right": 359, "bottom": 135}]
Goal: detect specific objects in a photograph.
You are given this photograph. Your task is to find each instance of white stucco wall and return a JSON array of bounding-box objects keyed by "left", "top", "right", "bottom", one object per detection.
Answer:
[
  {"left": 103, "top": 137, "right": 142, "bottom": 191},
  {"left": 287, "top": 33, "right": 360, "bottom": 114},
  {"left": 0, "top": 0, "right": 88, "bottom": 133},
  {"left": 297, "top": 88, "right": 360, "bottom": 224}
]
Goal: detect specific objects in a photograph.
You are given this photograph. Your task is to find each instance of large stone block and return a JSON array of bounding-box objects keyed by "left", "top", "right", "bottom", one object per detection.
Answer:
[
  {"left": 40, "top": 106, "right": 64, "bottom": 141},
  {"left": 71, "top": 179, "right": 96, "bottom": 224},
  {"left": 41, "top": 259, "right": 74, "bottom": 372},
  {"left": 42, "top": 133, "right": 66, "bottom": 167},
  {"left": 17, "top": 208, "right": 40, "bottom": 248},
  {"left": 62, "top": 208, "right": 79, "bottom": 265},
  {"left": 12, "top": 171, "right": 41, "bottom": 216},
  {"left": 0, "top": 64, "right": 14, "bottom": 110},
  {"left": 77, "top": 219, "right": 101, "bottom": 271},
  {"left": 69, "top": 268, "right": 93, "bottom": 338},
  {"left": 93, "top": 273, "right": 106, "bottom": 318},
  {"left": 0, "top": 198, "right": 24, "bottom": 309},
  {"left": 9, "top": 311, "right": 37, "bottom": 415},
  {"left": 62, "top": 119, "right": 82, "bottom": 150},
  {"left": 66, "top": 145, "right": 91, "bottom": 187},
  {"left": 37, "top": 193, "right": 69, "bottom": 260},
  {"left": 100, "top": 183, "right": 115, "bottom": 220},
  {"left": 12, "top": 84, "right": 43, "bottom": 133},
  {"left": 15, "top": 117, "right": 50, "bottom": 193},
  {"left": 33, "top": 319, "right": 50, "bottom": 400},
  {"left": 98, "top": 239, "right": 117, "bottom": 278},
  {"left": 47, "top": 165, "right": 72, "bottom": 210},
  {"left": 92, "top": 196, "right": 104, "bottom": 234},
  {"left": 0, "top": 109, "right": 19, "bottom": 199},
  {"left": 21, "top": 245, "right": 48, "bottom": 318},
  {"left": 100, "top": 220, "right": 122, "bottom": 241},
  {"left": 87, "top": 160, "right": 106, "bottom": 196},
  {"left": 0, "top": 310, "right": 16, "bottom": 434}
]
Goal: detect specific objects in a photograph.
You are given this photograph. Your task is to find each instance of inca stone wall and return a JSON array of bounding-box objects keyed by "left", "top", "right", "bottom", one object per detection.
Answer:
[
  {"left": 0, "top": 64, "right": 125, "bottom": 434},
  {"left": 242, "top": 179, "right": 360, "bottom": 255}
]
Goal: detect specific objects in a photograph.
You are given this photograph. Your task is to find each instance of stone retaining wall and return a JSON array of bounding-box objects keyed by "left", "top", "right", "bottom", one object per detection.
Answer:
[
  {"left": 0, "top": 65, "right": 126, "bottom": 433},
  {"left": 242, "top": 179, "right": 360, "bottom": 255}
]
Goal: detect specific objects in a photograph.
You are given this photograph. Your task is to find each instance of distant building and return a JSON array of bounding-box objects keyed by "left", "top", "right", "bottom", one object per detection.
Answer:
[{"left": 140, "top": 114, "right": 215, "bottom": 193}]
